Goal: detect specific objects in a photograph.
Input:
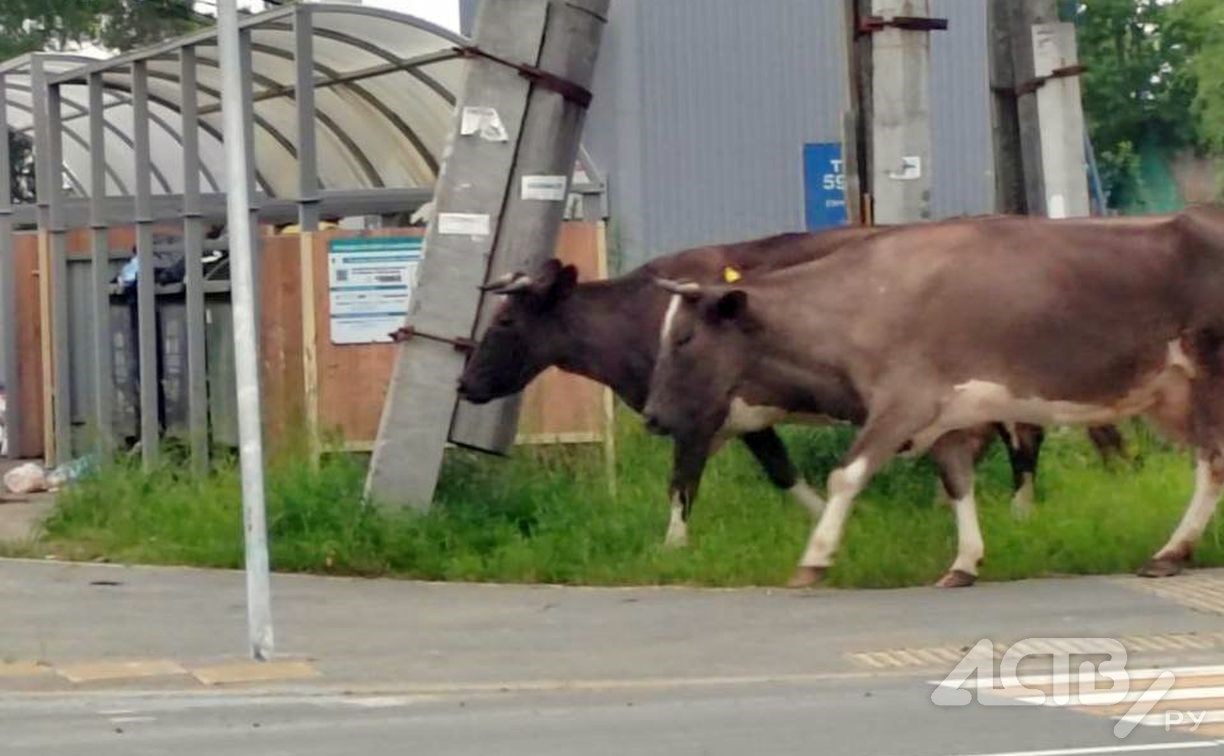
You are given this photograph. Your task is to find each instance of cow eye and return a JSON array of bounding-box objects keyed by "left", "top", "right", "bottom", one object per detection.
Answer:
[
  {"left": 497, "top": 315, "right": 514, "bottom": 327},
  {"left": 676, "top": 331, "right": 693, "bottom": 347}
]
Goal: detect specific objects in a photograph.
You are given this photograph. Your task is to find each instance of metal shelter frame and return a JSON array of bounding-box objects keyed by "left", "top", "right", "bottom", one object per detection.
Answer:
[{"left": 0, "top": 3, "right": 606, "bottom": 470}]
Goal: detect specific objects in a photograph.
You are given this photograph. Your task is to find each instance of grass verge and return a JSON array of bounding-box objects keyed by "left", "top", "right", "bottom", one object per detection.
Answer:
[{"left": 5, "top": 414, "right": 1222, "bottom": 588}]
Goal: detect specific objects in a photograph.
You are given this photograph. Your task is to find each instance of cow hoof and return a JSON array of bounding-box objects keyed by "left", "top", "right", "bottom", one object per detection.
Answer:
[
  {"left": 787, "top": 565, "right": 827, "bottom": 589},
  {"left": 1137, "top": 557, "right": 1185, "bottom": 578},
  {"left": 935, "top": 570, "right": 977, "bottom": 588}
]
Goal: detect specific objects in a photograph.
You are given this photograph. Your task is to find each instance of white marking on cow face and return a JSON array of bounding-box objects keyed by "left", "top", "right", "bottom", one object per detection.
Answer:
[
  {"left": 659, "top": 294, "right": 682, "bottom": 352},
  {"left": 789, "top": 480, "right": 826, "bottom": 518}
]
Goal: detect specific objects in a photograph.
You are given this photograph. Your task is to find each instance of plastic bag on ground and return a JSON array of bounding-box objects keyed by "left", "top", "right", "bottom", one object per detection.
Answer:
[{"left": 4, "top": 462, "right": 47, "bottom": 495}]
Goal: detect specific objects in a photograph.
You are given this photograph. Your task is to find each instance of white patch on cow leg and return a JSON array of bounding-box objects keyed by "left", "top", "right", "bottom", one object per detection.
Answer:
[
  {"left": 950, "top": 492, "right": 985, "bottom": 575},
  {"left": 660, "top": 294, "right": 681, "bottom": 345},
  {"left": 788, "top": 480, "right": 825, "bottom": 518},
  {"left": 663, "top": 493, "right": 687, "bottom": 548},
  {"left": 1153, "top": 456, "right": 1223, "bottom": 560},
  {"left": 1010, "top": 472, "right": 1035, "bottom": 519},
  {"left": 800, "top": 457, "right": 867, "bottom": 567}
]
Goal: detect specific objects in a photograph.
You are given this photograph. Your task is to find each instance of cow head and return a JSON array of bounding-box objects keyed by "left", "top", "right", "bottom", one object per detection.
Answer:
[
  {"left": 642, "top": 278, "right": 752, "bottom": 439},
  {"left": 457, "top": 259, "right": 579, "bottom": 404}
]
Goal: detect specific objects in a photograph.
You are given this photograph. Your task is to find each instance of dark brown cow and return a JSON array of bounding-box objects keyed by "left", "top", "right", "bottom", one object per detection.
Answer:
[
  {"left": 458, "top": 228, "right": 1114, "bottom": 549},
  {"left": 643, "top": 209, "right": 1224, "bottom": 588}
]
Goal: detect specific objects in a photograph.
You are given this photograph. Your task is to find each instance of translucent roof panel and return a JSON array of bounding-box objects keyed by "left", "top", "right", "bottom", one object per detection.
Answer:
[{"left": 13, "top": 3, "right": 472, "bottom": 200}]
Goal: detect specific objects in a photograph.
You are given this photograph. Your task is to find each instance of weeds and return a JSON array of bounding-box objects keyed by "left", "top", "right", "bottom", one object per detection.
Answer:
[{"left": 10, "top": 414, "right": 1221, "bottom": 588}]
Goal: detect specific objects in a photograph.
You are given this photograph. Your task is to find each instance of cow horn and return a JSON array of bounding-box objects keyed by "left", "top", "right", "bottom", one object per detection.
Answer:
[
  {"left": 480, "top": 272, "right": 533, "bottom": 293},
  {"left": 654, "top": 278, "right": 702, "bottom": 297}
]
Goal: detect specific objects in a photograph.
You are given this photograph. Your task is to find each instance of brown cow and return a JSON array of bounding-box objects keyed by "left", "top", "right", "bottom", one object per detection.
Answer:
[
  {"left": 458, "top": 228, "right": 1115, "bottom": 550},
  {"left": 643, "top": 209, "right": 1224, "bottom": 588}
]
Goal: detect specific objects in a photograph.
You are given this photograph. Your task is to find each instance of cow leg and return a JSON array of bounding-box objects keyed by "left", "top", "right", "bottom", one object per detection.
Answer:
[
  {"left": 1139, "top": 451, "right": 1224, "bottom": 576},
  {"left": 663, "top": 437, "right": 712, "bottom": 548},
  {"left": 790, "top": 402, "right": 935, "bottom": 588},
  {"left": 740, "top": 429, "right": 825, "bottom": 517},
  {"left": 999, "top": 423, "right": 1043, "bottom": 519},
  {"left": 928, "top": 430, "right": 986, "bottom": 588},
  {"left": 1088, "top": 424, "right": 1127, "bottom": 464}
]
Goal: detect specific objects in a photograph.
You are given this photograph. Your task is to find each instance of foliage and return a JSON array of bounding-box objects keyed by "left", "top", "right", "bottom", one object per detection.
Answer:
[
  {"left": 11, "top": 414, "right": 1224, "bottom": 589},
  {"left": 1075, "top": 0, "right": 1198, "bottom": 207},
  {"left": 1167, "top": 0, "right": 1224, "bottom": 155}
]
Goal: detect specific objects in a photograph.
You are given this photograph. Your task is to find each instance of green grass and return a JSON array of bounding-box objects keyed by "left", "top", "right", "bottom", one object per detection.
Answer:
[{"left": 9, "top": 413, "right": 1224, "bottom": 589}]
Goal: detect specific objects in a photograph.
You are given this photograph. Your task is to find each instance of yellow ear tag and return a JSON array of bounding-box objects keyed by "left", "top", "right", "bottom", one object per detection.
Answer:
[{"left": 723, "top": 266, "right": 742, "bottom": 283}]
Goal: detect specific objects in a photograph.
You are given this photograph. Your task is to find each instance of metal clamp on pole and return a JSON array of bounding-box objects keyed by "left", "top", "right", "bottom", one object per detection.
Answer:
[
  {"left": 388, "top": 324, "right": 476, "bottom": 354},
  {"left": 1000, "top": 64, "right": 1088, "bottom": 97},
  {"left": 452, "top": 45, "right": 593, "bottom": 109},
  {"left": 857, "top": 15, "right": 949, "bottom": 34}
]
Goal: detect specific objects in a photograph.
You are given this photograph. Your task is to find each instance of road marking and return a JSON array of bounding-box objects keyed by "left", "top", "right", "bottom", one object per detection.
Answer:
[
  {"left": 108, "top": 716, "right": 156, "bottom": 724},
  {"left": 0, "top": 661, "right": 51, "bottom": 678},
  {"left": 57, "top": 659, "right": 187, "bottom": 683},
  {"left": 860, "top": 634, "right": 1224, "bottom": 671},
  {"left": 1118, "top": 573, "right": 1224, "bottom": 616},
  {"left": 945, "top": 741, "right": 1224, "bottom": 756},
  {"left": 191, "top": 660, "right": 320, "bottom": 686}
]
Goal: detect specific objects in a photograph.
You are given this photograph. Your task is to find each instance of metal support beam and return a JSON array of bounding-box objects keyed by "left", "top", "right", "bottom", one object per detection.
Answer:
[
  {"left": 43, "top": 77, "right": 72, "bottom": 464},
  {"left": 132, "top": 60, "right": 159, "bottom": 468},
  {"left": 181, "top": 47, "right": 209, "bottom": 474},
  {"left": 868, "top": 0, "right": 934, "bottom": 224},
  {"left": 0, "top": 73, "right": 19, "bottom": 458},
  {"left": 294, "top": 4, "right": 322, "bottom": 460},
  {"left": 32, "top": 58, "right": 55, "bottom": 463},
  {"left": 368, "top": 0, "right": 610, "bottom": 507},
  {"left": 88, "top": 72, "right": 113, "bottom": 455}
]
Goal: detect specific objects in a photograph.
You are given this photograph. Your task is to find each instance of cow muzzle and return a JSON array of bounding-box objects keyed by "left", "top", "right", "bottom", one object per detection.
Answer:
[{"left": 642, "top": 411, "right": 670, "bottom": 436}]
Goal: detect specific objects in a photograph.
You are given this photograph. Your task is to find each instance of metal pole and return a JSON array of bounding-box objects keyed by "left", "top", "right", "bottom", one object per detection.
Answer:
[
  {"left": 88, "top": 73, "right": 114, "bottom": 454},
  {"left": 46, "top": 83, "right": 71, "bottom": 464},
  {"left": 218, "top": 0, "right": 274, "bottom": 661},
  {"left": 180, "top": 47, "right": 209, "bottom": 474},
  {"left": 132, "top": 61, "right": 159, "bottom": 468},
  {"left": 0, "top": 72, "right": 20, "bottom": 458},
  {"left": 293, "top": 4, "right": 322, "bottom": 461}
]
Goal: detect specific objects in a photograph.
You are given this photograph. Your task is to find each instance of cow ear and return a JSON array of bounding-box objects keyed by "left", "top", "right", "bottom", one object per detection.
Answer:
[{"left": 713, "top": 289, "right": 747, "bottom": 322}]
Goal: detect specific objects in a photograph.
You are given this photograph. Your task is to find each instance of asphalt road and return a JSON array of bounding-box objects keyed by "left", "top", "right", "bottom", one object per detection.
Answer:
[{"left": 3, "top": 675, "right": 1219, "bottom": 756}]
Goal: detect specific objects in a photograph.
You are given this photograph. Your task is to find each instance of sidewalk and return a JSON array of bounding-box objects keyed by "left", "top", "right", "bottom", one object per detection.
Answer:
[{"left": 2, "top": 558, "right": 1224, "bottom": 693}]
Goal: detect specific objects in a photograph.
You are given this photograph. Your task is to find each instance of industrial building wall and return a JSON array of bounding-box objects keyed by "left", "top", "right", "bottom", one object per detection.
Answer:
[{"left": 459, "top": 0, "right": 996, "bottom": 270}]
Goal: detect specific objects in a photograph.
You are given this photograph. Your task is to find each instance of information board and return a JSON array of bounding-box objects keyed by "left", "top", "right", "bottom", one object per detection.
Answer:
[{"left": 328, "top": 237, "right": 423, "bottom": 345}]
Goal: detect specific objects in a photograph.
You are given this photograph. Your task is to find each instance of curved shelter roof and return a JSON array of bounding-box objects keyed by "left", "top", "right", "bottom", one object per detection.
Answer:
[{"left": 7, "top": 3, "right": 469, "bottom": 199}]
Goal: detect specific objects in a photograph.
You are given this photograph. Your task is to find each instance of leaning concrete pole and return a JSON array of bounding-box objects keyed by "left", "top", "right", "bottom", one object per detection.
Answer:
[
  {"left": 366, "top": 0, "right": 609, "bottom": 508},
  {"left": 868, "top": 0, "right": 939, "bottom": 224}
]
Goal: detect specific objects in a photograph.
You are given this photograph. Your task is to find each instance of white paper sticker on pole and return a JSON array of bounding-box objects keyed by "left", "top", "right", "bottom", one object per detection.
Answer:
[
  {"left": 437, "top": 212, "right": 491, "bottom": 236},
  {"left": 521, "top": 175, "right": 568, "bottom": 201},
  {"left": 887, "top": 156, "right": 922, "bottom": 181},
  {"left": 1048, "top": 194, "right": 1067, "bottom": 219},
  {"left": 460, "top": 106, "right": 508, "bottom": 142}
]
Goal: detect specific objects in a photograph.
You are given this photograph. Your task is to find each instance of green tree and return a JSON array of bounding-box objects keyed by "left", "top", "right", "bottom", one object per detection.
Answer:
[
  {"left": 1074, "top": 0, "right": 1197, "bottom": 207},
  {"left": 1168, "top": 0, "right": 1224, "bottom": 154}
]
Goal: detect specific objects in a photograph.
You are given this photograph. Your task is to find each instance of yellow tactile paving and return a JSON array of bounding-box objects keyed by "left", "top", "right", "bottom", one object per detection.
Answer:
[
  {"left": 0, "top": 661, "right": 52, "bottom": 678},
  {"left": 190, "top": 660, "right": 320, "bottom": 686},
  {"left": 56, "top": 659, "right": 188, "bottom": 683}
]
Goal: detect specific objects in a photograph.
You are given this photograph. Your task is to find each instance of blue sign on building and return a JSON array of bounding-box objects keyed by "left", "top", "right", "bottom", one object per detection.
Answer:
[{"left": 803, "top": 142, "right": 848, "bottom": 230}]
